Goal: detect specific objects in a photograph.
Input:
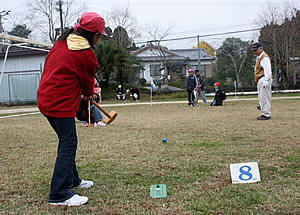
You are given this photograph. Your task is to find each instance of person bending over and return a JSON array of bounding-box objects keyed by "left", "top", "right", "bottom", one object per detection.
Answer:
[
  {"left": 210, "top": 82, "right": 226, "bottom": 106},
  {"left": 76, "top": 89, "right": 106, "bottom": 127}
]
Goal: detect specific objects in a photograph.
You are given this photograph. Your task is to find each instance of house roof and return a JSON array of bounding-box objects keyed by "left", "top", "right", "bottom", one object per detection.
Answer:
[
  {"left": 136, "top": 55, "right": 187, "bottom": 63},
  {"left": 0, "top": 49, "right": 49, "bottom": 58},
  {"left": 132, "top": 44, "right": 215, "bottom": 62},
  {"left": 132, "top": 44, "right": 185, "bottom": 57},
  {"left": 170, "top": 49, "right": 215, "bottom": 60}
]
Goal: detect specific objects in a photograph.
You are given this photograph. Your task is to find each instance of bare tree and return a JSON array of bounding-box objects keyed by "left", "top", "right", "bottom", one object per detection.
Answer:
[
  {"left": 5, "top": 11, "right": 28, "bottom": 32},
  {"left": 256, "top": 1, "right": 298, "bottom": 26},
  {"left": 220, "top": 48, "right": 251, "bottom": 89},
  {"left": 106, "top": 4, "right": 141, "bottom": 41},
  {"left": 144, "top": 24, "right": 175, "bottom": 45},
  {"left": 26, "top": 0, "right": 87, "bottom": 43},
  {"left": 217, "top": 37, "right": 253, "bottom": 89},
  {"left": 256, "top": 1, "right": 299, "bottom": 88},
  {"left": 144, "top": 24, "right": 175, "bottom": 86},
  {"left": 61, "top": 1, "right": 86, "bottom": 29}
]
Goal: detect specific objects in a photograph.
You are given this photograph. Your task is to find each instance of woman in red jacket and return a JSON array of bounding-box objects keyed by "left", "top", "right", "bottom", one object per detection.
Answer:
[{"left": 37, "top": 12, "right": 106, "bottom": 206}]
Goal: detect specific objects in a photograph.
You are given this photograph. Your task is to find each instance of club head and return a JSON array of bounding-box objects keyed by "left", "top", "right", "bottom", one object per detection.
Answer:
[{"left": 103, "top": 111, "right": 118, "bottom": 124}]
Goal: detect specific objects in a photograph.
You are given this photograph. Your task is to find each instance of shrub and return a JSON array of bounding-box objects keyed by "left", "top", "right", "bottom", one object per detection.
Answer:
[
  {"left": 139, "top": 78, "right": 146, "bottom": 86},
  {"left": 169, "top": 80, "right": 185, "bottom": 88}
]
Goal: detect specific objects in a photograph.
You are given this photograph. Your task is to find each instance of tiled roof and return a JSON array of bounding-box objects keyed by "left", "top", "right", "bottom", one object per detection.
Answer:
[
  {"left": 132, "top": 44, "right": 215, "bottom": 61},
  {"left": 170, "top": 49, "right": 215, "bottom": 60}
]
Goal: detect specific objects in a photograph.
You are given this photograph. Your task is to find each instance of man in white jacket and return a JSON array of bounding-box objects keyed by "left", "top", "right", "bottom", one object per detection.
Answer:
[{"left": 252, "top": 42, "right": 272, "bottom": 120}]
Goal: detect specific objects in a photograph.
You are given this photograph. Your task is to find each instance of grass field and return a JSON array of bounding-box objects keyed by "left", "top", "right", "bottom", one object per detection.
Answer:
[{"left": 0, "top": 98, "right": 299, "bottom": 214}]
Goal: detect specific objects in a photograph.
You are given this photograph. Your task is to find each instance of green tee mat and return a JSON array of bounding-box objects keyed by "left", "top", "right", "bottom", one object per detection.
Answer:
[{"left": 150, "top": 184, "right": 167, "bottom": 198}]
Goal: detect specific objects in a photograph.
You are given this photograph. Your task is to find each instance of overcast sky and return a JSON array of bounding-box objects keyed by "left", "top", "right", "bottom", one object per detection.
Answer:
[{"left": 0, "top": 0, "right": 298, "bottom": 49}]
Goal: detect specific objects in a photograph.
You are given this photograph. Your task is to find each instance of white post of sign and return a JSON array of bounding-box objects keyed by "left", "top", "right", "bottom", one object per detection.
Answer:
[
  {"left": 230, "top": 162, "right": 261, "bottom": 184},
  {"left": 150, "top": 85, "right": 152, "bottom": 106},
  {"left": 150, "top": 79, "right": 155, "bottom": 106},
  {"left": 234, "top": 80, "right": 237, "bottom": 99}
]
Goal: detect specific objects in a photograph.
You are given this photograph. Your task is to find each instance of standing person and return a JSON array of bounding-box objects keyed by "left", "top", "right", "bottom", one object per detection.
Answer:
[
  {"left": 186, "top": 68, "right": 198, "bottom": 106},
  {"left": 252, "top": 42, "right": 272, "bottom": 120},
  {"left": 195, "top": 70, "right": 207, "bottom": 104},
  {"left": 210, "top": 82, "right": 226, "bottom": 106},
  {"left": 37, "top": 12, "right": 106, "bottom": 206},
  {"left": 155, "top": 79, "right": 162, "bottom": 95}
]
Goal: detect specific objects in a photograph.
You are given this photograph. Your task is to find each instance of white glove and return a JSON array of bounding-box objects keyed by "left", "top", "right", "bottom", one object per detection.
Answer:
[{"left": 262, "top": 78, "right": 268, "bottom": 87}]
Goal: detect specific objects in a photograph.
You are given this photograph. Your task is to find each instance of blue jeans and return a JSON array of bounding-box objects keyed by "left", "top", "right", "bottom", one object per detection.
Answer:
[
  {"left": 45, "top": 115, "right": 81, "bottom": 203},
  {"left": 198, "top": 90, "right": 207, "bottom": 104},
  {"left": 90, "top": 105, "right": 103, "bottom": 122},
  {"left": 210, "top": 99, "right": 216, "bottom": 106}
]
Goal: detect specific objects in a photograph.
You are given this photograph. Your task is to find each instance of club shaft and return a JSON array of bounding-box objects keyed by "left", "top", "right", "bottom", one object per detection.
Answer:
[
  {"left": 91, "top": 100, "right": 111, "bottom": 118},
  {"left": 88, "top": 100, "right": 91, "bottom": 124}
]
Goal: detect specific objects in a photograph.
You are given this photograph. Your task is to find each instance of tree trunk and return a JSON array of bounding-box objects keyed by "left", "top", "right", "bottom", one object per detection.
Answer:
[
  {"left": 100, "top": 72, "right": 109, "bottom": 89},
  {"left": 236, "top": 74, "right": 243, "bottom": 89},
  {"left": 223, "top": 49, "right": 243, "bottom": 89},
  {"left": 164, "top": 63, "right": 169, "bottom": 86},
  {"left": 119, "top": 68, "right": 124, "bottom": 86},
  {"left": 236, "top": 48, "right": 250, "bottom": 90}
]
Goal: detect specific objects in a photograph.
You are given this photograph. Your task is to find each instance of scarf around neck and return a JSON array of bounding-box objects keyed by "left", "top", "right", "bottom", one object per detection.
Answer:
[{"left": 66, "top": 34, "right": 90, "bottom": 50}]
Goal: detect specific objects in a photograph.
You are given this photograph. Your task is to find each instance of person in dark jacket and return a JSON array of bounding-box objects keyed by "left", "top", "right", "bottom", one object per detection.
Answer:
[
  {"left": 186, "top": 68, "right": 198, "bottom": 106},
  {"left": 127, "top": 88, "right": 140, "bottom": 101},
  {"left": 76, "top": 89, "right": 106, "bottom": 127},
  {"left": 115, "top": 85, "right": 125, "bottom": 100},
  {"left": 195, "top": 70, "right": 207, "bottom": 104},
  {"left": 210, "top": 82, "right": 226, "bottom": 106}
]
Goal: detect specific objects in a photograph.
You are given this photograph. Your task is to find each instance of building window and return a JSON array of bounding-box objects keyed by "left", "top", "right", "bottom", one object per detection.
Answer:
[
  {"left": 199, "top": 65, "right": 205, "bottom": 75},
  {"left": 150, "top": 64, "right": 161, "bottom": 77}
]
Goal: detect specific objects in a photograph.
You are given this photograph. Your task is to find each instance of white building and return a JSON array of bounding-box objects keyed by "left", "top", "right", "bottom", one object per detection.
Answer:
[
  {"left": 132, "top": 44, "right": 216, "bottom": 83},
  {"left": 0, "top": 50, "right": 48, "bottom": 103}
]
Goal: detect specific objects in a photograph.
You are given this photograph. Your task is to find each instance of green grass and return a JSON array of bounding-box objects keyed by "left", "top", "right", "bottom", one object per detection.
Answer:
[{"left": 0, "top": 99, "right": 299, "bottom": 214}]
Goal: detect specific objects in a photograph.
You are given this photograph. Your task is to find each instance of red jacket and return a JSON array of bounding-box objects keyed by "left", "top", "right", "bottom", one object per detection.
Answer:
[{"left": 37, "top": 40, "right": 98, "bottom": 118}]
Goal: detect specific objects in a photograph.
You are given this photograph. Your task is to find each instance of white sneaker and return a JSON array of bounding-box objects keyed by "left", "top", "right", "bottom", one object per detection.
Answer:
[
  {"left": 73, "top": 179, "right": 94, "bottom": 189},
  {"left": 81, "top": 121, "right": 87, "bottom": 127},
  {"left": 94, "top": 121, "right": 106, "bottom": 127},
  {"left": 49, "top": 194, "right": 88, "bottom": 206}
]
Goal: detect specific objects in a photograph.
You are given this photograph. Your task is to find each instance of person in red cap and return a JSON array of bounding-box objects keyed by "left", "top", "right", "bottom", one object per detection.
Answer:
[
  {"left": 37, "top": 12, "right": 106, "bottom": 206},
  {"left": 186, "top": 68, "right": 198, "bottom": 106},
  {"left": 210, "top": 82, "right": 226, "bottom": 106}
]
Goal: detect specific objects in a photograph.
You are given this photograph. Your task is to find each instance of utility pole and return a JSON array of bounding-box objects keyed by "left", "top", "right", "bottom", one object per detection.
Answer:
[
  {"left": 0, "top": 13, "right": 3, "bottom": 34},
  {"left": 292, "top": 48, "right": 296, "bottom": 88},
  {"left": 273, "top": 27, "right": 278, "bottom": 89},
  {"left": 56, "top": 1, "right": 64, "bottom": 34},
  {"left": 0, "top": 10, "right": 11, "bottom": 33},
  {"left": 286, "top": 38, "right": 289, "bottom": 88},
  {"left": 0, "top": 10, "right": 11, "bottom": 52},
  {"left": 197, "top": 35, "right": 201, "bottom": 75}
]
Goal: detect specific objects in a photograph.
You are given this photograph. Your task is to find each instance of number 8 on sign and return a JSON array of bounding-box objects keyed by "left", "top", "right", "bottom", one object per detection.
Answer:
[
  {"left": 230, "top": 162, "right": 260, "bottom": 184},
  {"left": 239, "top": 165, "right": 253, "bottom": 181}
]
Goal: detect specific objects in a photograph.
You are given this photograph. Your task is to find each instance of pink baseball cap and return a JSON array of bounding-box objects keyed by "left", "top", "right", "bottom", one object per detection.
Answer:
[
  {"left": 94, "top": 88, "right": 100, "bottom": 95},
  {"left": 75, "top": 12, "right": 107, "bottom": 35}
]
